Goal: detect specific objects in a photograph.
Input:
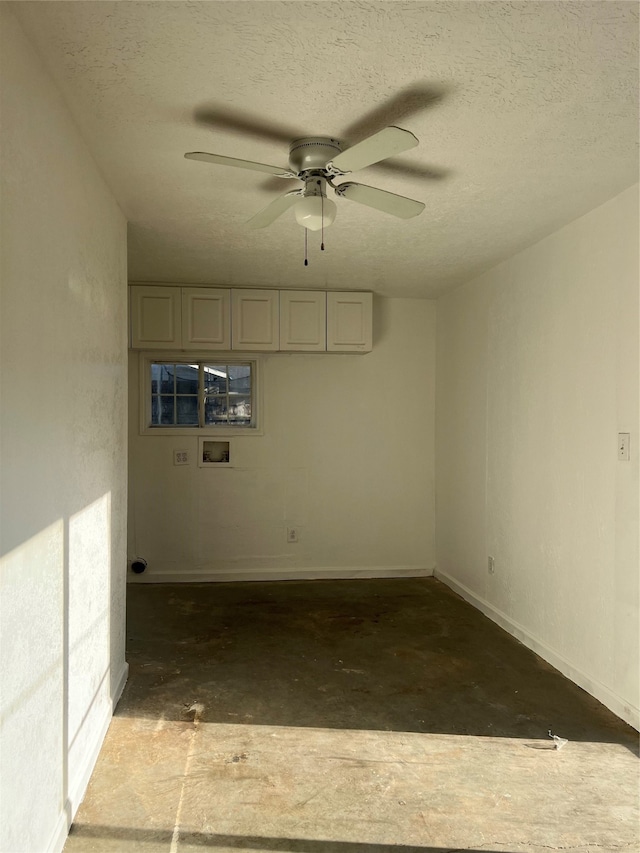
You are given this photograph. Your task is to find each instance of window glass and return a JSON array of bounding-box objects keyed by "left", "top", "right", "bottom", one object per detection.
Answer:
[
  {"left": 229, "top": 365, "right": 251, "bottom": 394},
  {"left": 150, "top": 361, "right": 254, "bottom": 429},
  {"left": 176, "top": 396, "right": 198, "bottom": 425},
  {"left": 151, "top": 364, "right": 162, "bottom": 395},
  {"left": 204, "top": 365, "right": 228, "bottom": 395},
  {"left": 204, "top": 396, "right": 227, "bottom": 425},
  {"left": 176, "top": 364, "right": 199, "bottom": 395},
  {"left": 158, "top": 396, "right": 174, "bottom": 425},
  {"left": 158, "top": 364, "right": 174, "bottom": 394}
]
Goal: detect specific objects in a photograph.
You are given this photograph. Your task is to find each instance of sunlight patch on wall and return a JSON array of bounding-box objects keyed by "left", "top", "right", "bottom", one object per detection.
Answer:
[{"left": 68, "top": 492, "right": 112, "bottom": 773}]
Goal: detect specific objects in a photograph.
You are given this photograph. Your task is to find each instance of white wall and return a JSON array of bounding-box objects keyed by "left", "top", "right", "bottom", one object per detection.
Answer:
[
  {"left": 128, "top": 297, "right": 436, "bottom": 581},
  {"left": 435, "top": 184, "right": 639, "bottom": 729},
  {"left": 0, "top": 8, "right": 128, "bottom": 852}
]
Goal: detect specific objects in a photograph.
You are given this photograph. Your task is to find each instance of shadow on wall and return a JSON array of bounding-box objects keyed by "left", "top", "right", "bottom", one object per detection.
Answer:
[
  {"left": 372, "top": 292, "right": 391, "bottom": 348},
  {"left": 117, "top": 578, "right": 638, "bottom": 750}
]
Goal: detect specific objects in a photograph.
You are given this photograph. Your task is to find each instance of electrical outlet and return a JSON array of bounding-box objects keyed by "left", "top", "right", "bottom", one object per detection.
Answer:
[
  {"left": 618, "top": 433, "right": 630, "bottom": 461},
  {"left": 287, "top": 527, "right": 298, "bottom": 543},
  {"left": 174, "top": 449, "right": 189, "bottom": 466},
  {"left": 488, "top": 555, "right": 495, "bottom": 574}
]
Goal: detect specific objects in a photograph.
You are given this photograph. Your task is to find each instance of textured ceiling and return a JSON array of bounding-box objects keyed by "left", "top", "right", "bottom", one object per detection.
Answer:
[{"left": 12, "top": 1, "right": 639, "bottom": 297}]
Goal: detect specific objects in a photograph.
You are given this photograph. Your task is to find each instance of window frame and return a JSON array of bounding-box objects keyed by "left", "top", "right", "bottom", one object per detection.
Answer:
[{"left": 138, "top": 351, "right": 263, "bottom": 436}]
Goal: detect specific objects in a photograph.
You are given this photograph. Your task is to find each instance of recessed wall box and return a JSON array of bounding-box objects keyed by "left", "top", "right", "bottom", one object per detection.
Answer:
[{"left": 198, "top": 438, "right": 232, "bottom": 467}]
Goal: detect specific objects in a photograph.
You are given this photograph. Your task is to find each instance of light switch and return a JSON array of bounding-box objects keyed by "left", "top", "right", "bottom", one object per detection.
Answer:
[{"left": 618, "top": 433, "right": 630, "bottom": 461}]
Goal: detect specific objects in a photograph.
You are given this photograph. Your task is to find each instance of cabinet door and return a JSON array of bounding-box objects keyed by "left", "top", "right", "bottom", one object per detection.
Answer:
[
  {"left": 182, "top": 288, "right": 231, "bottom": 350},
  {"left": 130, "top": 286, "right": 181, "bottom": 349},
  {"left": 231, "top": 289, "right": 279, "bottom": 351},
  {"left": 326, "top": 291, "right": 373, "bottom": 352},
  {"left": 280, "top": 291, "right": 326, "bottom": 351}
]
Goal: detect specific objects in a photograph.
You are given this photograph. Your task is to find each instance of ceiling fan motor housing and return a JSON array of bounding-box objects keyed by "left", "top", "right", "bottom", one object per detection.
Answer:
[
  {"left": 185, "top": 125, "right": 426, "bottom": 229},
  {"left": 288, "top": 137, "right": 342, "bottom": 174}
]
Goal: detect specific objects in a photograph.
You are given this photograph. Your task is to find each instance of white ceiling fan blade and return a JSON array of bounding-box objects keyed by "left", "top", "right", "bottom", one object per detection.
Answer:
[
  {"left": 329, "top": 127, "right": 418, "bottom": 174},
  {"left": 335, "top": 182, "right": 425, "bottom": 219},
  {"left": 185, "top": 151, "right": 295, "bottom": 178},
  {"left": 247, "top": 191, "right": 303, "bottom": 229}
]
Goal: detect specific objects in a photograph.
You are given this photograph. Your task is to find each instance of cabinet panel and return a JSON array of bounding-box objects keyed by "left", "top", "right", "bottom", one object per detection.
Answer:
[
  {"left": 130, "top": 286, "right": 373, "bottom": 354},
  {"left": 232, "top": 289, "right": 279, "bottom": 351},
  {"left": 182, "top": 288, "right": 231, "bottom": 349},
  {"left": 131, "top": 286, "right": 181, "bottom": 349},
  {"left": 326, "top": 291, "right": 373, "bottom": 352},
  {"left": 280, "top": 291, "right": 326, "bottom": 351}
]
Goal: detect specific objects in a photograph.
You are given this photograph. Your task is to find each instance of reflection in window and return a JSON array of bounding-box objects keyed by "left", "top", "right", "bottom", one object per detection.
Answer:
[
  {"left": 150, "top": 362, "right": 254, "bottom": 428},
  {"left": 204, "top": 364, "right": 251, "bottom": 426}
]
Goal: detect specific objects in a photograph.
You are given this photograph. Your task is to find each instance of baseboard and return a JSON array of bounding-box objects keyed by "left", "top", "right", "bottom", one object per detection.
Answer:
[
  {"left": 128, "top": 566, "right": 435, "bottom": 583},
  {"left": 47, "top": 661, "right": 129, "bottom": 853},
  {"left": 46, "top": 811, "right": 70, "bottom": 853},
  {"left": 112, "top": 660, "right": 129, "bottom": 709},
  {"left": 434, "top": 568, "right": 640, "bottom": 732}
]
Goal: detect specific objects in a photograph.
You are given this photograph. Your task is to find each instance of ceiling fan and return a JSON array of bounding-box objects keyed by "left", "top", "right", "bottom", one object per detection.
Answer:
[{"left": 185, "top": 126, "right": 426, "bottom": 232}]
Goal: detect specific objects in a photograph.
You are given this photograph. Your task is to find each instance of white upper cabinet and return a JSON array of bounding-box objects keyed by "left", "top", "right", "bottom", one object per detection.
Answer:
[
  {"left": 182, "top": 288, "right": 231, "bottom": 350},
  {"left": 231, "top": 289, "right": 279, "bottom": 351},
  {"left": 130, "top": 285, "right": 372, "bottom": 353},
  {"left": 279, "top": 290, "right": 327, "bottom": 351},
  {"left": 130, "top": 285, "right": 181, "bottom": 349},
  {"left": 327, "top": 291, "right": 373, "bottom": 352}
]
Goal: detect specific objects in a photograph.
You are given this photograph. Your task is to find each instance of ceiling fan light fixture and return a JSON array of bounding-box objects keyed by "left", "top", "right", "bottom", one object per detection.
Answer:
[
  {"left": 186, "top": 126, "right": 429, "bottom": 234},
  {"left": 294, "top": 194, "right": 337, "bottom": 231}
]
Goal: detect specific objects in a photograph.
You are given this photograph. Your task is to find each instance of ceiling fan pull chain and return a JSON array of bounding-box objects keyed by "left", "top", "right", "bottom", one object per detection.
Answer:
[
  {"left": 321, "top": 193, "right": 325, "bottom": 251},
  {"left": 304, "top": 227, "right": 308, "bottom": 267}
]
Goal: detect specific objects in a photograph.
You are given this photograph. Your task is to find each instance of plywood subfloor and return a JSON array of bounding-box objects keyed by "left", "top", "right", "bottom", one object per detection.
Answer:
[{"left": 65, "top": 578, "right": 639, "bottom": 853}]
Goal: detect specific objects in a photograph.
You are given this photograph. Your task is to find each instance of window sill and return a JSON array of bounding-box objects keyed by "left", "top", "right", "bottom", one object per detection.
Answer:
[{"left": 139, "top": 425, "right": 263, "bottom": 437}]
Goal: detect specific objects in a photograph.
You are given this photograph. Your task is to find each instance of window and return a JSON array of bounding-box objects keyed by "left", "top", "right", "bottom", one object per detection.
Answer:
[{"left": 142, "top": 357, "right": 258, "bottom": 433}]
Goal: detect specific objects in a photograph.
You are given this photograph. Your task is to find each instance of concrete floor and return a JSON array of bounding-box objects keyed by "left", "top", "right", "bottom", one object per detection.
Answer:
[{"left": 65, "top": 578, "right": 639, "bottom": 853}]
